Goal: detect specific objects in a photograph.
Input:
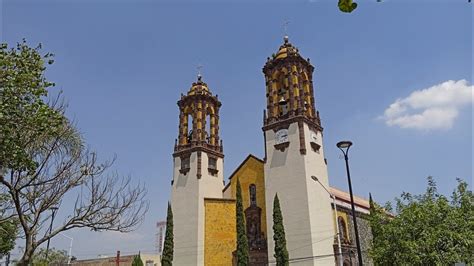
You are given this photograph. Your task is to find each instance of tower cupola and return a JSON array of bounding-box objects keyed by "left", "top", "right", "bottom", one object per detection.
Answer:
[
  {"left": 170, "top": 74, "right": 225, "bottom": 266},
  {"left": 263, "top": 37, "right": 321, "bottom": 131},
  {"left": 174, "top": 75, "right": 223, "bottom": 158},
  {"left": 187, "top": 75, "right": 211, "bottom": 96},
  {"left": 262, "top": 37, "right": 335, "bottom": 265}
]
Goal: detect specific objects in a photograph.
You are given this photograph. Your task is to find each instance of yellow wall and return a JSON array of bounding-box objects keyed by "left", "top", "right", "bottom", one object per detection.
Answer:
[
  {"left": 227, "top": 156, "right": 267, "bottom": 238},
  {"left": 333, "top": 210, "right": 350, "bottom": 242},
  {"left": 204, "top": 199, "right": 236, "bottom": 266}
]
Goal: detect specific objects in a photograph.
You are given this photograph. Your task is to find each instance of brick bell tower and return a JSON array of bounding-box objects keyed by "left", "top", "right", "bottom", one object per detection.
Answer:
[
  {"left": 263, "top": 36, "right": 336, "bottom": 265},
  {"left": 171, "top": 74, "right": 224, "bottom": 266}
]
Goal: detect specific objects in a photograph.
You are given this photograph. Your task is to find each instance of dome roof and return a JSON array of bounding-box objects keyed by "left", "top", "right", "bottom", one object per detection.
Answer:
[
  {"left": 188, "top": 75, "right": 211, "bottom": 96},
  {"left": 274, "top": 36, "right": 300, "bottom": 60},
  {"left": 263, "top": 36, "right": 313, "bottom": 73}
]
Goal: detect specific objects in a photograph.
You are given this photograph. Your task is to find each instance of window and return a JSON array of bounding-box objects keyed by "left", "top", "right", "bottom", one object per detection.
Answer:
[
  {"left": 249, "top": 184, "right": 257, "bottom": 206},
  {"left": 208, "top": 157, "right": 217, "bottom": 169},
  {"left": 208, "top": 157, "right": 218, "bottom": 176},
  {"left": 179, "top": 156, "right": 190, "bottom": 174},
  {"left": 338, "top": 216, "right": 348, "bottom": 242},
  {"left": 206, "top": 114, "right": 211, "bottom": 143},
  {"left": 186, "top": 113, "right": 193, "bottom": 143}
]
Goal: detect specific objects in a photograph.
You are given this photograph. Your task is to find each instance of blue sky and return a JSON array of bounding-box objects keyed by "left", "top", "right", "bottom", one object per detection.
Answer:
[{"left": 2, "top": 0, "right": 472, "bottom": 259}]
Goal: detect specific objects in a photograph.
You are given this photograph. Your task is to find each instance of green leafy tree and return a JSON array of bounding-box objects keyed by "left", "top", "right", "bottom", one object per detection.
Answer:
[
  {"left": 0, "top": 40, "right": 148, "bottom": 265},
  {"left": 132, "top": 253, "right": 144, "bottom": 266},
  {"left": 161, "top": 202, "right": 174, "bottom": 266},
  {"left": 368, "top": 193, "right": 378, "bottom": 240},
  {"left": 272, "top": 194, "right": 288, "bottom": 266},
  {"left": 235, "top": 179, "right": 249, "bottom": 265},
  {"left": 369, "top": 177, "right": 474, "bottom": 265},
  {"left": 31, "top": 247, "right": 68, "bottom": 266},
  {"left": 337, "top": 0, "right": 469, "bottom": 13},
  {"left": 338, "top": 0, "right": 358, "bottom": 13},
  {"left": 0, "top": 195, "right": 17, "bottom": 257},
  {"left": 0, "top": 219, "right": 17, "bottom": 257}
]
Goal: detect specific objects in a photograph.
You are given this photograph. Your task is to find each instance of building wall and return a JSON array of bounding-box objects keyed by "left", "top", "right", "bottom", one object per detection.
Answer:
[
  {"left": 333, "top": 210, "right": 351, "bottom": 243},
  {"left": 346, "top": 210, "right": 374, "bottom": 266},
  {"left": 264, "top": 122, "right": 335, "bottom": 265},
  {"left": 171, "top": 152, "right": 224, "bottom": 266},
  {"left": 204, "top": 198, "right": 236, "bottom": 266},
  {"left": 141, "top": 254, "right": 162, "bottom": 266},
  {"left": 156, "top": 221, "right": 166, "bottom": 254},
  {"left": 72, "top": 254, "right": 161, "bottom": 266},
  {"left": 225, "top": 155, "right": 267, "bottom": 238}
]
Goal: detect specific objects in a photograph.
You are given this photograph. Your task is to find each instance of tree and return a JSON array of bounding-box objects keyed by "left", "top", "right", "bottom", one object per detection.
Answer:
[
  {"left": 0, "top": 40, "right": 148, "bottom": 265},
  {"left": 132, "top": 253, "right": 144, "bottom": 266},
  {"left": 235, "top": 179, "right": 249, "bottom": 265},
  {"left": 337, "top": 0, "right": 469, "bottom": 13},
  {"left": 338, "top": 0, "right": 358, "bottom": 13},
  {"left": 161, "top": 202, "right": 174, "bottom": 266},
  {"left": 31, "top": 247, "right": 68, "bottom": 266},
  {"left": 0, "top": 219, "right": 16, "bottom": 258},
  {"left": 272, "top": 194, "right": 288, "bottom": 266},
  {"left": 0, "top": 195, "right": 17, "bottom": 257},
  {"left": 368, "top": 192, "right": 378, "bottom": 240},
  {"left": 369, "top": 177, "right": 474, "bottom": 265}
]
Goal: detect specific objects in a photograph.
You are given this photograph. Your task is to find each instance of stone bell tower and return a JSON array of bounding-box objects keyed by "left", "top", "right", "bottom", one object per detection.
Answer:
[
  {"left": 171, "top": 74, "right": 224, "bottom": 266},
  {"left": 263, "top": 36, "right": 336, "bottom": 265}
]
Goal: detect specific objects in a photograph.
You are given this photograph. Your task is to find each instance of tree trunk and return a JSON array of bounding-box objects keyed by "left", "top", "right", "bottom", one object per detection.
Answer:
[{"left": 18, "top": 237, "right": 35, "bottom": 266}]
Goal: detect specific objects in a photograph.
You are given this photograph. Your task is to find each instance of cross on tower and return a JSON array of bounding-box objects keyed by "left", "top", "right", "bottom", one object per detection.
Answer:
[
  {"left": 283, "top": 19, "right": 290, "bottom": 37},
  {"left": 197, "top": 64, "right": 203, "bottom": 79}
]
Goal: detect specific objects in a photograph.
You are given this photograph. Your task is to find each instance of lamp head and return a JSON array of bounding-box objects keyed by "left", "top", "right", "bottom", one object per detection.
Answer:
[
  {"left": 336, "top": 141, "right": 352, "bottom": 149},
  {"left": 311, "top": 175, "right": 319, "bottom": 182},
  {"left": 50, "top": 205, "right": 59, "bottom": 214}
]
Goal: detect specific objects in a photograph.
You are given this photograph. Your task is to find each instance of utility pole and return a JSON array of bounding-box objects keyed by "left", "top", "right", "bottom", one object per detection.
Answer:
[{"left": 116, "top": 251, "right": 120, "bottom": 266}]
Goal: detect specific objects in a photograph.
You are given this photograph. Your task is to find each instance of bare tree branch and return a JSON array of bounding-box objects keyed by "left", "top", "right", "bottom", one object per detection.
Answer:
[{"left": 2, "top": 119, "right": 148, "bottom": 263}]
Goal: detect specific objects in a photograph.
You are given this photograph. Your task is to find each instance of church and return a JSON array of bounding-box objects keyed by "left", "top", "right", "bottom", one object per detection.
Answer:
[{"left": 169, "top": 36, "right": 372, "bottom": 266}]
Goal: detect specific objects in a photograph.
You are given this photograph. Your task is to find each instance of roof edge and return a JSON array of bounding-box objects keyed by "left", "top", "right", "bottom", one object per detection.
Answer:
[{"left": 222, "top": 154, "right": 264, "bottom": 192}]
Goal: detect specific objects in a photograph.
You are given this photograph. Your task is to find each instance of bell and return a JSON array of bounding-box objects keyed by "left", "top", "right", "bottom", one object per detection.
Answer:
[{"left": 278, "top": 96, "right": 287, "bottom": 106}]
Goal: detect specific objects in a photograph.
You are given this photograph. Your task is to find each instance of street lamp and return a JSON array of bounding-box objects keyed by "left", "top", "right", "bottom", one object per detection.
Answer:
[
  {"left": 59, "top": 233, "right": 74, "bottom": 265},
  {"left": 336, "top": 140, "right": 363, "bottom": 266},
  {"left": 46, "top": 206, "right": 59, "bottom": 261},
  {"left": 311, "top": 176, "right": 343, "bottom": 266}
]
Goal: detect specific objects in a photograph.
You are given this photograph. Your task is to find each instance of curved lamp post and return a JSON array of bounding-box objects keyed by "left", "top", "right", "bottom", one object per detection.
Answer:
[
  {"left": 311, "top": 176, "right": 343, "bottom": 266},
  {"left": 59, "top": 233, "right": 74, "bottom": 265},
  {"left": 46, "top": 206, "right": 59, "bottom": 261},
  {"left": 337, "top": 140, "right": 363, "bottom": 266}
]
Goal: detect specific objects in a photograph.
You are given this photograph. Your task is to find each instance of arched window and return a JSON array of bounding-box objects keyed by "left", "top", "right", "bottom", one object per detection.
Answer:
[
  {"left": 249, "top": 184, "right": 257, "bottom": 206},
  {"left": 338, "top": 216, "right": 348, "bottom": 242},
  {"left": 205, "top": 114, "right": 211, "bottom": 143},
  {"left": 187, "top": 114, "right": 193, "bottom": 143}
]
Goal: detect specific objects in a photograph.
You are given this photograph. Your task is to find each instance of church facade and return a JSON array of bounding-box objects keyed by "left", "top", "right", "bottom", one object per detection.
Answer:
[{"left": 169, "top": 37, "right": 372, "bottom": 266}]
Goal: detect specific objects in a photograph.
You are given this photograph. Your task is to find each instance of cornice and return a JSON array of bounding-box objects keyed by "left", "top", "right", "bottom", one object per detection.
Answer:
[
  {"left": 262, "top": 115, "right": 323, "bottom": 133},
  {"left": 173, "top": 145, "right": 224, "bottom": 159}
]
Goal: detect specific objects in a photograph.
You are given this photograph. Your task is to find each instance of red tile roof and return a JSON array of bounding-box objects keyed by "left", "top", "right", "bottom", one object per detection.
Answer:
[{"left": 330, "top": 187, "right": 370, "bottom": 210}]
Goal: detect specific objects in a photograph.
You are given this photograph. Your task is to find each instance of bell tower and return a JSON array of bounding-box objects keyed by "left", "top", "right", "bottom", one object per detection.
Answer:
[
  {"left": 263, "top": 36, "right": 336, "bottom": 265},
  {"left": 171, "top": 74, "right": 224, "bottom": 266}
]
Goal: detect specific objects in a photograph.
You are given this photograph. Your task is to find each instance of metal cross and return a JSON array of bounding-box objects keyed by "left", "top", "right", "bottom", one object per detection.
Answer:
[
  {"left": 283, "top": 19, "right": 290, "bottom": 36},
  {"left": 197, "top": 64, "right": 203, "bottom": 78}
]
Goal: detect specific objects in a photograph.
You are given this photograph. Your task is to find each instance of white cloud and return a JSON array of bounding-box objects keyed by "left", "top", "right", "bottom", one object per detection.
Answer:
[{"left": 381, "top": 80, "right": 473, "bottom": 130}]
